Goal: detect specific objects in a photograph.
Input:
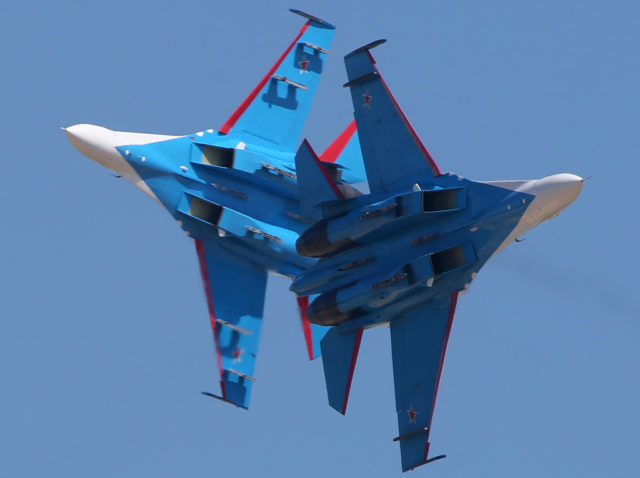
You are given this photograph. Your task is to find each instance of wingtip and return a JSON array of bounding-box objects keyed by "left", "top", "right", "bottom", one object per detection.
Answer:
[
  {"left": 289, "top": 9, "right": 336, "bottom": 29},
  {"left": 403, "top": 454, "right": 447, "bottom": 472},
  {"left": 345, "top": 39, "right": 387, "bottom": 59},
  {"left": 201, "top": 390, "right": 246, "bottom": 408}
]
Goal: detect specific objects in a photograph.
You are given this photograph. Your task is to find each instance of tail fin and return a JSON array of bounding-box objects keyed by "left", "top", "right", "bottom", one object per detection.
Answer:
[
  {"left": 320, "top": 327, "right": 363, "bottom": 414},
  {"left": 320, "top": 121, "right": 367, "bottom": 184},
  {"left": 297, "top": 296, "right": 330, "bottom": 360},
  {"left": 294, "top": 139, "right": 345, "bottom": 221}
]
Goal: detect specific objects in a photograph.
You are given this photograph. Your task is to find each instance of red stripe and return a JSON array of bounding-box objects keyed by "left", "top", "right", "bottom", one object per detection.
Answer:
[
  {"left": 319, "top": 120, "right": 357, "bottom": 163},
  {"left": 366, "top": 50, "right": 376, "bottom": 64},
  {"left": 297, "top": 296, "right": 314, "bottom": 360},
  {"left": 341, "top": 328, "right": 363, "bottom": 414},
  {"left": 195, "top": 239, "right": 225, "bottom": 399},
  {"left": 424, "top": 291, "right": 459, "bottom": 459},
  {"left": 303, "top": 139, "right": 345, "bottom": 200},
  {"left": 219, "top": 22, "right": 310, "bottom": 134},
  {"left": 367, "top": 55, "right": 442, "bottom": 177}
]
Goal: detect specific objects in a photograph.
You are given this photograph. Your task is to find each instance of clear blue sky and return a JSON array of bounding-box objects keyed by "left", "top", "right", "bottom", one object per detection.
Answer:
[{"left": 2, "top": 1, "right": 638, "bottom": 476}]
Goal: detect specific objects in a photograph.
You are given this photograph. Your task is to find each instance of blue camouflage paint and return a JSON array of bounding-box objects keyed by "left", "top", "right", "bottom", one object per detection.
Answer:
[
  {"left": 291, "top": 39, "right": 581, "bottom": 472},
  {"left": 69, "top": 12, "right": 364, "bottom": 410}
]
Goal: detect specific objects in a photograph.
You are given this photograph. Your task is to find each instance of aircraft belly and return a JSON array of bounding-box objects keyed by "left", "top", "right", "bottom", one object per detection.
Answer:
[{"left": 122, "top": 150, "right": 313, "bottom": 277}]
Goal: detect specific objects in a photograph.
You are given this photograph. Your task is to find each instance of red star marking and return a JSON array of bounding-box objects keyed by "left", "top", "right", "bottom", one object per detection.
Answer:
[
  {"left": 363, "top": 90, "right": 372, "bottom": 108},
  {"left": 407, "top": 405, "right": 418, "bottom": 423},
  {"left": 299, "top": 57, "right": 309, "bottom": 73},
  {"left": 232, "top": 347, "right": 243, "bottom": 363}
]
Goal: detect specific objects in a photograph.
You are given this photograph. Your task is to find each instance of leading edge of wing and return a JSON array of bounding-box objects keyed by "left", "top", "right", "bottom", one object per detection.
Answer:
[
  {"left": 195, "top": 239, "right": 268, "bottom": 409},
  {"left": 390, "top": 292, "right": 458, "bottom": 472},
  {"left": 218, "top": 10, "right": 335, "bottom": 152},
  {"left": 343, "top": 40, "right": 442, "bottom": 193}
]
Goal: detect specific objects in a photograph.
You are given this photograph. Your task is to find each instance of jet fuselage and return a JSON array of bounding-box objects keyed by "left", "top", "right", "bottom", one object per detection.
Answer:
[
  {"left": 292, "top": 173, "right": 583, "bottom": 331},
  {"left": 66, "top": 123, "right": 316, "bottom": 277}
]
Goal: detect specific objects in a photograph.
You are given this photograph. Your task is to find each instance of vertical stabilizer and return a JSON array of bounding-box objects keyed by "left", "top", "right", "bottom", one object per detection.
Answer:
[
  {"left": 297, "top": 296, "right": 330, "bottom": 360},
  {"left": 294, "top": 139, "right": 345, "bottom": 221},
  {"left": 320, "top": 327, "right": 363, "bottom": 414}
]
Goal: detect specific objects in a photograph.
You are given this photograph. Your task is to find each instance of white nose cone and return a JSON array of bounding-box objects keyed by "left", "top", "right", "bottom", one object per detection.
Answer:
[
  {"left": 65, "top": 124, "right": 130, "bottom": 173},
  {"left": 64, "top": 123, "right": 177, "bottom": 205},
  {"left": 522, "top": 173, "right": 583, "bottom": 227},
  {"left": 65, "top": 123, "right": 178, "bottom": 175},
  {"left": 491, "top": 173, "right": 583, "bottom": 256}
]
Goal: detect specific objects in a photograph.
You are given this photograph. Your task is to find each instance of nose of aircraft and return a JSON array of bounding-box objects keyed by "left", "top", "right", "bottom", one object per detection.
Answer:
[
  {"left": 64, "top": 123, "right": 181, "bottom": 205},
  {"left": 521, "top": 173, "right": 583, "bottom": 227},
  {"left": 64, "top": 123, "right": 130, "bottom": 173}
]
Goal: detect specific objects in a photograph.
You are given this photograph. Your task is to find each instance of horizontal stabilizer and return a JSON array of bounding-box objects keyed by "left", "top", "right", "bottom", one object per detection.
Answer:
[
  {"left": 295, "top": 139, "right": 345, "bottom": 221},
  {"left": 320, "top": 326, "right": 363, "bottom": 414}
]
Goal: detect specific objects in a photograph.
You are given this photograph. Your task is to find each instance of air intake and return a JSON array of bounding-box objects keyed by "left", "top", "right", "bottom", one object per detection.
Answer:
[
  {"left": 189, "top": 196, "right": 223, "bottom": 225},
  {"left": 430, "top": 245, "right": 466, "bottom": 275}
]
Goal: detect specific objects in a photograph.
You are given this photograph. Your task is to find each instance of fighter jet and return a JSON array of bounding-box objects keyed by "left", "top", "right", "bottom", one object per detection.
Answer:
[
  {"left": 290, "top": 40, "right": 583, "bottom": 472},
  {"left": 63, "top": 10, "right": 365, "bottom": 409}
]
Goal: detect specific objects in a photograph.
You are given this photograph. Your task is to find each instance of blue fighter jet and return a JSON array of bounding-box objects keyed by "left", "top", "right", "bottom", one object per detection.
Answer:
[
  {"left": 63, "top": 10, "right": 365, "bottom": 409},
  {"left": 290, "top": 40, "right": 583, "bottom": 472}
]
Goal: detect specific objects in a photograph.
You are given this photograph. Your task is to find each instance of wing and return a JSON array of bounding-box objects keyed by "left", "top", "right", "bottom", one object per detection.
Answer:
[
  {"left": 343, "top": 40, "right": 442, "bottom": 194},
  {"left": 219, "top": 10, "right": 335, "bottom": 152},
  {"left": 195, "top": 239, "right": 268, "bottom": 409},
  {"left": 390, "top": 292, "right": 459, "bottom": 472}
]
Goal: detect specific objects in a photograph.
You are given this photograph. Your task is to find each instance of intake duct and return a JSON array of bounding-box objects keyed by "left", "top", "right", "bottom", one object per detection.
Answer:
[
  {"left": 296, "top": 218, "right": 355, "bottom": 258},
  {"left": 430, "top": 245, "right": 467, "bottom": 275},
  {"left": 306, "top": 288, "right": 362, "bottom": 326},
  {"left": 188, "top": 196, "right": 223, "bottom": 225},
  {"left": 199, "top": 145, "right": 234, "bottom": 168},
  {"left": 421, "top": 189, "right": 459, "bottom": 212}
]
